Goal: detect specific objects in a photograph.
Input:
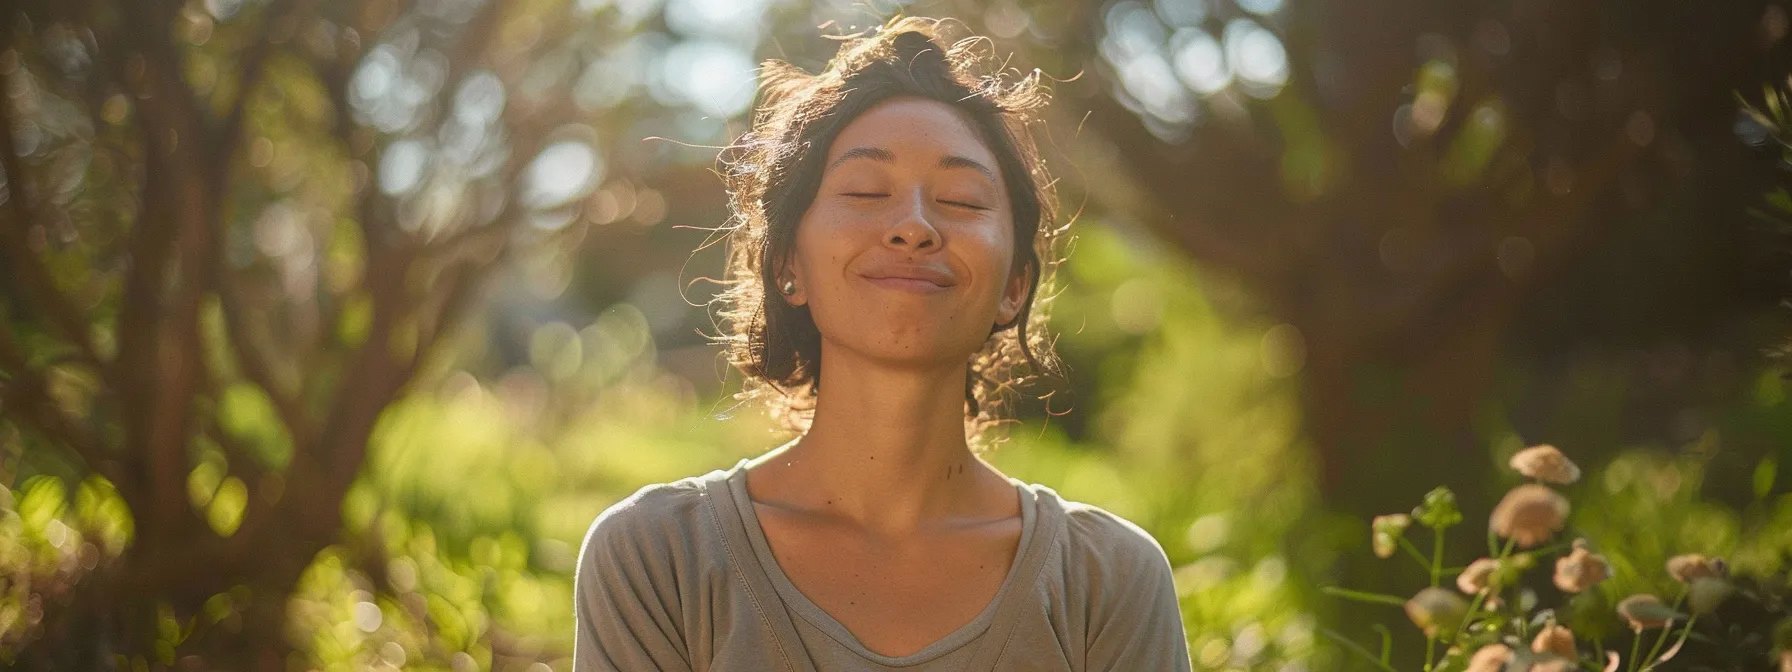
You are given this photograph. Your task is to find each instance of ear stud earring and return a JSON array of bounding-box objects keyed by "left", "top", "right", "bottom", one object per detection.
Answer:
[{"left": 780, "top": 279, "right": 797, "bottom": 295}]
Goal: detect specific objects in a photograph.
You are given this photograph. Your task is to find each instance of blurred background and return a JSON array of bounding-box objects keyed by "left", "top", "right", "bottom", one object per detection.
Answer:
[{"left": 1, "top": 0, "right": 1790, "bottom": 669}]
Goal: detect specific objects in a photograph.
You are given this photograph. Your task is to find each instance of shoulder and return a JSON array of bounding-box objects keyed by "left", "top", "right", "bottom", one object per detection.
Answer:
[
  {"left": 1045, "top": 489, "right": 1172, "bottom": 567},
  {"left": 1029, "top": 486, "right": 1176, "bottom": 591},
  {"left": 576, "top": 474, "right": 717, "bottom": 579},
  {"left": 1029, "top": 487, "right": 1193, "bottom": 669}
]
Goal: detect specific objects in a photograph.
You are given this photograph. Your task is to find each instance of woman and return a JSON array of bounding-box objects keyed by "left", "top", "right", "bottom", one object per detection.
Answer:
[{"left": 574, "top": 17, "right": 1191, "bottom": 671}]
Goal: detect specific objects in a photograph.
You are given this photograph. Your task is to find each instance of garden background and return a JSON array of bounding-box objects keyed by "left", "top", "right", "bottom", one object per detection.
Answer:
[{"left": 2, "top": 0, "right": 1791, "bottom": 669}]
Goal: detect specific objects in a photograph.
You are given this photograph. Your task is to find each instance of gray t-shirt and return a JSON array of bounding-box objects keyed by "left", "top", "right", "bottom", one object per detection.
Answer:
[{"left": 573, "top": 459, "right": 1192, "bottom": 671}]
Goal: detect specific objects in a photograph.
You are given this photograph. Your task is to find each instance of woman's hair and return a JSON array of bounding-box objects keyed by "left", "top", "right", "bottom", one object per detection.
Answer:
[{"left": 713, "top": 16, "right": 1066, "bottom": 442}]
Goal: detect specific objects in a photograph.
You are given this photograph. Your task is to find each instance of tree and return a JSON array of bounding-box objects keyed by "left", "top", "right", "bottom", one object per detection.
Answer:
[
  {"left": 0, "top": 0, "right": 614, "bottom": 666},
  {"left": 1039, "top": 0, "right": 1791, "bottom": 503}
]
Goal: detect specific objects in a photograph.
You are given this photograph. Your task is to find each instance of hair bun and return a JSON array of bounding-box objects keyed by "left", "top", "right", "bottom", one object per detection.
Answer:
[{"left": 886, "top": 30, "right": 951, "bottom": 71}]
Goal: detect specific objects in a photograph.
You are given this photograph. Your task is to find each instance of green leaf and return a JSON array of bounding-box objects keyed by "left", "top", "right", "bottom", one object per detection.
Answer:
[{"left": 1413, "top": 486, "right": 1463, "bottom": 530}]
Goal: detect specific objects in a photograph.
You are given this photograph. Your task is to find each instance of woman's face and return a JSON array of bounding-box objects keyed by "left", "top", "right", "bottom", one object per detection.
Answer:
[{"left": 782, "top": 96, "right": 1030, "bottom": 370}]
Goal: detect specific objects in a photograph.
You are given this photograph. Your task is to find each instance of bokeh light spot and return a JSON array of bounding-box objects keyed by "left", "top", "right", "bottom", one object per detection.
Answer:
[
  {"left": 1225, "top": 19, "right": 1288, "bottom": 96},
  {"left": 1171, "top": 29, "right": 1231, "bottom": 94},
  {"left": 1153, "top": 0, "right": 1206, "bottom": 27},
  {"left": 1234, "top": 0, "right": 1284, "bottom": 17},
  {"left": 523, "top": 139, "right": 603, "bottom": 210},
  {"left": 453, "top": 71, "right": 507, "bottom": 127},
  {"left": 377, "top": 139, "right": 429, "bottom": 196}
]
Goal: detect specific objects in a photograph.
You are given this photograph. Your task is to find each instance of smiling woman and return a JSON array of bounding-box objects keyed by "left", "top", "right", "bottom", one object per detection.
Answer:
[
  {"left": 718, "top": 22, "right": 1062, "bottom": 436},
  {"left": 573, "top": 17, "right": 1192, "bottom": 672}
]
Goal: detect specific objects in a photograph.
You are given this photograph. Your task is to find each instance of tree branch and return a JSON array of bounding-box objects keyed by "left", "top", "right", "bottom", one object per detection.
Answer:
[
  {"left": 210, "top": 0, "right": 321, "bottom": 185},
  {"left": 109, "top": 0, "right": 229, "bottom": 542},
  {"left": 213, "top": 278, "right": 314, "bottom": 447}
]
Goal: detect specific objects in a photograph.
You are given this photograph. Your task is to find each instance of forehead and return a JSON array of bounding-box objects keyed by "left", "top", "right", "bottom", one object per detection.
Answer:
[{"left": 826, "top": 96, "right": 997, "bottom": 166}]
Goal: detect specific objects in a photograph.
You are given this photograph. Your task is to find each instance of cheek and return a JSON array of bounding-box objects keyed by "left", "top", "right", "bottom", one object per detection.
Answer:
[
  {"left": 790, "top": 212, "right": 852, "bottom": 281},
  {"left": 962, "top": 223, "right": 1017, "bottom": 294}
]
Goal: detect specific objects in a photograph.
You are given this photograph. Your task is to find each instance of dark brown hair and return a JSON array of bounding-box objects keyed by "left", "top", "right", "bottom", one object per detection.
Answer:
[{"left": 713, "top": 16, "right": 1065, "bottom": 440}]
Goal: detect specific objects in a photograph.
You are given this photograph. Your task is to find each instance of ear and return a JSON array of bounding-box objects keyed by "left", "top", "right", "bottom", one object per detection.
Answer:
[
  {"left": 994, "top": 260, "right": 1032, "bottom": 328},
  {"left": 772, "top": 252, "right": 808, "bottom": 307}
]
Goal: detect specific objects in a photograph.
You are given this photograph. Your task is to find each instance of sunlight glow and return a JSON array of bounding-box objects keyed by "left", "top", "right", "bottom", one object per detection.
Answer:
[
  {"left": 660, "top": 40, "right": 756, "bottom": 118},
  {"left": 523, "top": 140, "right": 603, "bottom": 210}
]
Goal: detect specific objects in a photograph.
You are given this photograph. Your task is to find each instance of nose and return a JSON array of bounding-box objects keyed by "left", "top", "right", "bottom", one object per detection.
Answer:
[{"left": 883, "top": 190, "right": 940, "bottom": 253}]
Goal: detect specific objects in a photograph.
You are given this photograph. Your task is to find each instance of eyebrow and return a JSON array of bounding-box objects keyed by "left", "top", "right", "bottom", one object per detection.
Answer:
[{"left": 826, "top": 146, "right": 999, "bottom": 185}]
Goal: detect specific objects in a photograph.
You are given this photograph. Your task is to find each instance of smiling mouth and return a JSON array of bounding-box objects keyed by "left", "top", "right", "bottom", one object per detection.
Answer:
[{"left": 860, "top": 274, "right": 953, "bottom": 294}]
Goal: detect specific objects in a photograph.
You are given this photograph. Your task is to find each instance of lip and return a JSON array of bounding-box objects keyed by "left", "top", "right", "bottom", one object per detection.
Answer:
[{"left": 859, "top": 264, "right": 956, "bottom": 294}]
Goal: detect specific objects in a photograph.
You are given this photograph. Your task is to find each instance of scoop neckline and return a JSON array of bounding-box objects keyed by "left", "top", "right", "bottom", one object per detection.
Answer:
[{"left": 718, "top": 458, "right": 1040, "bottom": 667}]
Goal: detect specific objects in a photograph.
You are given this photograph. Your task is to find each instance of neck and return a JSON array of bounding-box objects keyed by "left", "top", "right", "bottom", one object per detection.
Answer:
[{"left": 749, "top": 343, "right": 1003, "bottom": 534}]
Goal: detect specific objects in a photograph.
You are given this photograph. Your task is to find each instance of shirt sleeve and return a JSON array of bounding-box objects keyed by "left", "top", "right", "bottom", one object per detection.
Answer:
[
  {"left": 573, "top": 490, "right": 696, "bottom": 672},
  {"left": 1074, "top": 510, "right": 1193, "bottom": 671}
]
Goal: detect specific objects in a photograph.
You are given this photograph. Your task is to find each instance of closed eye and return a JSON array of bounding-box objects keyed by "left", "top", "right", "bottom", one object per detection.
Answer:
[
  {"left": 940, "top": 199, "right": 990, "bottom": 211},
  {"left": 842, "top": 192, "right": 888, "bottom": 199}
]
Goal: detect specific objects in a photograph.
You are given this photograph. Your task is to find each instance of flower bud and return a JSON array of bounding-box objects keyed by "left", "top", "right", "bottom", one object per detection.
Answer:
[
  {"left": 1465, "top": 644, "right": 1512, "bottom": 672},
  {"left": 1457, "top": 557, "right": 1501, "bottom": 596},
  {"left": 1490, "top": 484, "right": 1570, "bottom": 548},
  {"left": 1532, "top": 623, "right": 1576, "bottom": 657},
  {"left": 1406, "top": 587, "right": 1469, "bottom": 637},
  {"left": 1509, "top": 444, "right": 1582, "bottom": 484},
  {"left": 1372, "top": 514, "right": 1411, "bottom": 559},
  {"left": 1552, "top": 539, "right": 1610, "bottom": 593},
  {"left": 1665, "top": 554, "right": 1727, "bottom": 583}
]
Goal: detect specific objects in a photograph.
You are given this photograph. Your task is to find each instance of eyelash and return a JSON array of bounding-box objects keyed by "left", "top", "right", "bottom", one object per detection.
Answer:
[{"left": 840, "top": 193, "right": 989, "bottom": 211}]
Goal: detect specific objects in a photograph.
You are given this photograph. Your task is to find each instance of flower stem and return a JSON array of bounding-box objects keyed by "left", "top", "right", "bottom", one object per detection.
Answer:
[
  {"left": 1626, "top": 630, "right": 1643, "bottom": 672},
  {"left": 1640, "top": 615, "right": 1697, "bottom": 672},
  {"left": 1440, "top": 538, "right": 1515, "bottom": 651},
  {"left": 1317, "top": 627, "right": 1398, "bottom": 672},
  {"left": 1525, "top": 540, "right": 1573, "bottom": 557},
  {"left": 1423, "top": 525, "right": 1446, "bottom": 671},
  {"left": 1430, "top": 526, "right": 1445, "bottom": 588},
  {"left": 1639, "top": 590, "right": 1688, "bottom": 669},
  {"left": 1319, "top": 586, "right": 1409, "bottom": 607},
  {"left": 1398, "top": 536, "right": 1432, "bottom": 570}
]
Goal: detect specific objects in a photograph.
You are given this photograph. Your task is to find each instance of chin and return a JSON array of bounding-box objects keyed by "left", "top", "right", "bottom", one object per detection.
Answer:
[
  {"left": 844, "top": 329, "right": 991, "bottom": 370},
  {"left": 815, "top": 302, "right": 997, "bottom": 365}
]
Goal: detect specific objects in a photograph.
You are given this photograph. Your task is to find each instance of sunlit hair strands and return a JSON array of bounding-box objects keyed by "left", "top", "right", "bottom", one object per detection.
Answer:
[{"left": 712, "top": 16, "right": 1067, "bottom": 443}]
